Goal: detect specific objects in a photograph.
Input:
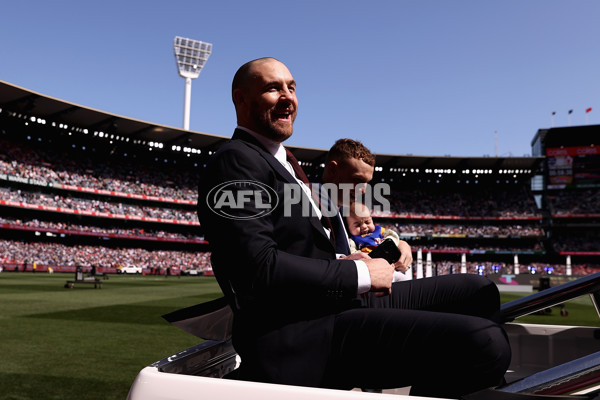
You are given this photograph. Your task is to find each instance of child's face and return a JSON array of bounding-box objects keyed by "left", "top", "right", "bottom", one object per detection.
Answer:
[{"left": 347, "top": 205, "right": 375, "bottom": 236}]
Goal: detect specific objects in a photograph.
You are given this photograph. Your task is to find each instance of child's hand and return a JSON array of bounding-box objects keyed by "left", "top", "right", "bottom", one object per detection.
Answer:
[{"left": 395, "top": 240, "right": 413, "bottom": 272}]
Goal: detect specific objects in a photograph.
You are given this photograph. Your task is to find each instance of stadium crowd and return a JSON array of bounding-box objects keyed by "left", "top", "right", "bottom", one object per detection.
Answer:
[
  {"left": 388, "top": 223, "right": 544, "bottom": 237},
  {"left": 3, "top": 234, "right": 589, "bottom": 278},
  {"left": 0, "top": 239, "right": 211, "bottom": 272},
  {"left": 383, "top": 187, "right": 540, "bottom": 218},
  {"left": 1, "top": 135, "right": 600, "bottom": 277},
  {"left": 547, "top": 189, "right": 600, "bottom": 215},
  {"left": 0, "top": 217, "right": 541, "bottom": 242},
  {"left": 0, "top": 138, "right": 198, "bottom": 202},
  {"left": 0, "top": 217, "right": 203, "bottom": 241},
  {"left": 552, "top": 234, "right": 600, "bottom": 253},
  {"left": 4, "top": 136, "right": 600, "bottom": 219},
  {"left": 0, "top": 187, "right": 197, "bottom": 222},
  {"left": 411, "top": 243, "right": 544, "bottom": 253},
  {"left": 0, "top": 137, "right": 545, "bottom": 219}
]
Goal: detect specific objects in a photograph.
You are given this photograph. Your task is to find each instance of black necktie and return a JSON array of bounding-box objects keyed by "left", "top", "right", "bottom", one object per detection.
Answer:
[{"left": 332, "top": 207, "right": 351, "bottom": 255}]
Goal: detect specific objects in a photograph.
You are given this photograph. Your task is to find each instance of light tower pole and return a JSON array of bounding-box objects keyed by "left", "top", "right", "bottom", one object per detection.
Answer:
[{"left": 173, "top": 36, "right": 212, "bottom": 130}]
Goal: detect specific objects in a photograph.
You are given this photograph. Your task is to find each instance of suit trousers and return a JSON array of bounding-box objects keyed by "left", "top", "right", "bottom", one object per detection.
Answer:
[{"left": 322, "top": 274, "right": 511, "bottom": 399}]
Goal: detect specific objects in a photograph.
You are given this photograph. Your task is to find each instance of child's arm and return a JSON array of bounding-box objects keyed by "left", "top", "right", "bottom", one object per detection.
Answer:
[{"left": 382, "top": 227, "right": 413, "bottom": 272}]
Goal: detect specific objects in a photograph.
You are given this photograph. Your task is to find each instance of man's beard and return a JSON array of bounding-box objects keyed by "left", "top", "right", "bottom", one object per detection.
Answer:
[{"left": 251, "top": 108, "right": 295, "bottom": 143}]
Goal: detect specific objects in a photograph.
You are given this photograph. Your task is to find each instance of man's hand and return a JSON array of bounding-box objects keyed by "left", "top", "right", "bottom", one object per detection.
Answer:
[
  {"left": 340, "top": 252, "right": 371, "bottom": 261},
  {"left": 364, "top": 258, "right": 394, "bottom": 296},
  {"left": 394, "top": 240, "right": 413, "bottom": 272}
]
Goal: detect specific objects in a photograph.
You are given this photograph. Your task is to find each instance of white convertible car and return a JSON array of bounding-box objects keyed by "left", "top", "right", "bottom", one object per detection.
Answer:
[{"left": 127, "top": 273, "right": 600, "bottom": 400}]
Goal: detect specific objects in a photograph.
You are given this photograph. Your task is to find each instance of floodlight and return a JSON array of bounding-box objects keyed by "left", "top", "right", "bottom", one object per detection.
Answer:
[{"left": 173, "top": 36, "right": 212, "bottom": 130}]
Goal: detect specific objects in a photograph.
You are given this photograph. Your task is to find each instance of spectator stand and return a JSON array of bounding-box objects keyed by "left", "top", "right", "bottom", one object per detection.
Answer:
[{"left": 1, "top": 89, "right": 600, "bottom": 279}]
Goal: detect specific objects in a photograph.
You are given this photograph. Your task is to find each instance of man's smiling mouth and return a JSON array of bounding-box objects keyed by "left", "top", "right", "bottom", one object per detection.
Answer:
[{"left": 273, "top": 110, "right": 293, "bottom": 121}]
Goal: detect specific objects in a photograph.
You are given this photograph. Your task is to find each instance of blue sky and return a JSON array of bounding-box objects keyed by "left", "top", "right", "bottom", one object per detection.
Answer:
[{"left": 1, "top": 1, "right": 599, "bottom": 157}]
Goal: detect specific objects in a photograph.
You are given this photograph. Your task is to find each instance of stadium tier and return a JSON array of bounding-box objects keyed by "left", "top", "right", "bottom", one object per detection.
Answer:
[{"left": 1, "top": 80, "right": 599, "bottom": 276}]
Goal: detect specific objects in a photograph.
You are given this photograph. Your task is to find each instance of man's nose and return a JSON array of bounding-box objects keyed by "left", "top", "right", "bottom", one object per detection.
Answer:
[{"left": 279, "top": 86, "right": 295, "bottom": 101}]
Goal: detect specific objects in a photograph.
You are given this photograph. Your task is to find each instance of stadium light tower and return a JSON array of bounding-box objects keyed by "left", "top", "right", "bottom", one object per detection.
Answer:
[{"left": 173, "top": 36, "right": 212, "bottom": 130}]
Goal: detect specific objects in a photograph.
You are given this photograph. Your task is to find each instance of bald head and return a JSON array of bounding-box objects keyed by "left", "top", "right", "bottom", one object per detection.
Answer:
[{"left": 232, "top": 57, "right": 280, "bottom": 104}]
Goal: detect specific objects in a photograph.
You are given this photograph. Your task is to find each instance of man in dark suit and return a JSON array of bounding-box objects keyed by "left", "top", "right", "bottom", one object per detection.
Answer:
[
  {"left": 321, "top": 138, "right": 413, "bottom": 271},
  {"left": 197, "top": 57, "right": 510, "bottom": 398}
]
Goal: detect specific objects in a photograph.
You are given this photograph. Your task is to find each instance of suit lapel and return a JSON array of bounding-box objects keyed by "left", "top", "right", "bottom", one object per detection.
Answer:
[
  {"left": 231, "top": 130, "right": 333, "bottom": 249},
  {"left": 232, "top": 129, "right": 298, "bottom": 185}
]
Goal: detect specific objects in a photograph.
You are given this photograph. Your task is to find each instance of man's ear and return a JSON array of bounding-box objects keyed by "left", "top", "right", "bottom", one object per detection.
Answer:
[
  {"left": 329, "top": 160, "right": 339, "bottom": 175},
  {"left": 323, "top": 160, "right": 339, "bottom": 182},
  {"left": 233, "top": 88, "right": 250, "bottom": 124},
  {"left": 232, "top": 88, "right": 245, "bottom": 108}
]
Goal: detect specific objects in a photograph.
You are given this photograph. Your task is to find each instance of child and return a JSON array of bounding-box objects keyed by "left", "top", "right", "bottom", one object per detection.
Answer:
[{"left": 345, "top": 202, "right": 411, "bottom": 280}]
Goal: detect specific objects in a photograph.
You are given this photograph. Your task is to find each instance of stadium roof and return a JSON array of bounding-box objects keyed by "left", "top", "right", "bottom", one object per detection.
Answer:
[
  {"left": 532, "top": 125, "right": 600, "bottom": 150},
  {"left": 0, "top": 80, "right": 230, "bottom": 153},
  {"left": 0, "top": 80, "right": 543, "bottom": 172}
]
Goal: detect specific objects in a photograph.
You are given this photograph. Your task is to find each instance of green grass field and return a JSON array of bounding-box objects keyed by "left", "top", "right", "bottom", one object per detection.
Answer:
[
  {"left": 1, "top": 273, "right": 599, "bottom": 400},
  {"left": 501, "top": 291, "right": 599, "bottom": 327},
  {"left": 0, "top": 273, "right": 222, "bottom": 400}
]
